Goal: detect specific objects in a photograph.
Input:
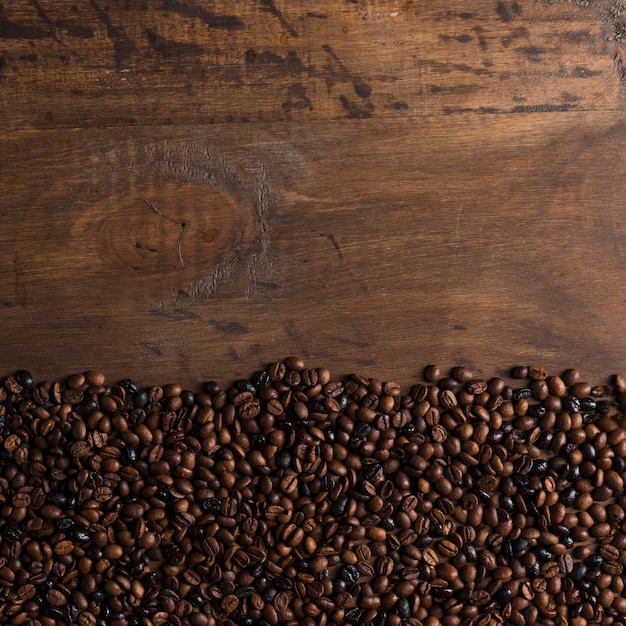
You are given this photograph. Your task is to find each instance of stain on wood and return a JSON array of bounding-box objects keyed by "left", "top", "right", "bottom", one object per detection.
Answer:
[
  {"left": 0, "top": 1, "right": 623, "bottom": 128},
  {"left": 0, "top": 1, "right": 625, "bottom": 386}
]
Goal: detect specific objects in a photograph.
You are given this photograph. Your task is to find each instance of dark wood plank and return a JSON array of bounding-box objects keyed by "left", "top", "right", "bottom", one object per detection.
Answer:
[
  {"left": 1, "top": 1, "right": 626, "bottom": 388},
  {"left": 1, "top": 110, "right": 626, "bottom": 386},
  {"left": 0, "top": 1, "right": 623, "bottom": 131}
]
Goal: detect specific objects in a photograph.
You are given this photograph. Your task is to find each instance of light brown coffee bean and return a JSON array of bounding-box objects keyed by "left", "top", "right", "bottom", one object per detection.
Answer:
[{"left": 53, "top": 540, "right": 75, "bottom": 556}]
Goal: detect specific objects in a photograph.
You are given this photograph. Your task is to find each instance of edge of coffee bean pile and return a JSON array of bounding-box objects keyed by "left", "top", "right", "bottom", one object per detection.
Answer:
[{"left": 1, "top": 359, "right": 626, "bottom": 626}]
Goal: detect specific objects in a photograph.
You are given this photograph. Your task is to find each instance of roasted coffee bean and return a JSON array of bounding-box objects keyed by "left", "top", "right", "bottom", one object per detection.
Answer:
[
  {"left": 0, "top": 361, "right": 624, "bottom": 626},
  {"left": 365, "top": 463, "right": 383, "bottom": 482},
  {"left": 424, "top": 365, "right": 441, "bottom": 383},
  {"left": 562, "top": 395, "right": 581, "bottom": 413},
  {"left": 396, "top": 597, "right": 411, "bottom": 619},
  {"left": 341, "top": 565, "right": 360, "bottom": 584},
  {"left": 599, "top": 544, "right": 619, "bottom": 561},
  {"left": 353, "top": 422, "right": 371, "bottom": 440},
  {"left": 331, "top": 495, "right": 349, "bottom": 517},
  {"left": 512, "top": 388, "right": 532, "bottom": 401}
]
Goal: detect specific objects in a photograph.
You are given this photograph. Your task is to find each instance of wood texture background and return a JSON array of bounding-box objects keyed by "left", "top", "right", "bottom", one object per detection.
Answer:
[{"left": 1, "top": 0, "right": 626, "bottom": 387}]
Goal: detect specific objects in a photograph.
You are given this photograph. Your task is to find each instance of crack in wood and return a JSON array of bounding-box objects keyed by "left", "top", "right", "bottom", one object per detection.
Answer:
[{"left": 142, "top": 198, "right": 186, "bottom": 268}]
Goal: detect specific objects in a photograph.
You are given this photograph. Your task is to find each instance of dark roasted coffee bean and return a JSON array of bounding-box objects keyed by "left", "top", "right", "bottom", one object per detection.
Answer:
[
  {"left": 560, "top": 487, "right": 577, "bottom": 506},
  {"left": 275, "top": 449, "right": 292, "bottom": 469},
  {"left": 585, "top": 554, "right": 603, "bottom": 568},
  {"left": 55, "top": 518, "right": 75, "bottom": 531},
  {"left": 396, "top": 597, "right": 411, "bottom": 619},
  {"left": 341, "top": 565, "right": 360, "bottom": 584},
  {"left": 579, "top": 396, "right": 596, "bottom": 411},
  {"left": 204, "top": 380, "right": 220, "bottom": 394},
  {"left": 580, "top": 441, "right": 597, "bottom": 461},
  {"left": 274, "top": 576, "right": 292, "bottom": 591},
  {"left": 365, "top": 463, "right": 383, "bottom": 481},
  {"left": 15, "top": 370, "right": 34, "bottom": 388},
  {"left": 562, "top": 395, "right": 580, "bottom": 412},
  {"left": 119, "top": 379, "right": 138, "bottom": 394},
  {"left": 71, "top": 527, "right": 91, "bottom": 542},
  {"left": 200, "top": 497, "right": 221, "bottom": 513},
  {"left": 345, "top": 607, "right": 363, "bottom": 624},
  {"left": 133, "top": 389, "right": 148, "bottom": 408},
  {"left": 569, "top": 602, "right": 584, "bottom": 618},
  {"left": 531, "top": 458, "right": 548, "bottom": 475},
  {"left": 236, "top": 379, "right": 257, "bottom": 394},
  {"left": 234, "top": 586, "right": 256, "bottom": 599},
  {"left": 595, "top": 399, "right": 610, "bottom": 414},
  {"left": 331, "top": 495, "right": 349, "bottom": 517},
  {"left": 125, "top": 446, "right": 138, "bottom": 463},
  {"left": 47, "top": 491, "right": 68, "bottom": 505},
  {"left": 251, "top": 370, "right": 270, "bottom": 388},
  {"left": 263, "top": 587, "right": 277, "bottom": 602},
  {"left": 415, "top": 534, "right": 433, "bottom": 548},
  {"left": 323, "top": 426, "right": 336, "bottom": 442},
  {"left": 512, "top": 388, "right": 532, "bottom": 401},
  {"left": 353, "top": 422, "right": 371, "bottom": 439},
  {"left": 613, "top": 455, "right": 626, "bottom": 472},
  {"left": 526, "top": 404, "right": 546, "bottom": 418}
]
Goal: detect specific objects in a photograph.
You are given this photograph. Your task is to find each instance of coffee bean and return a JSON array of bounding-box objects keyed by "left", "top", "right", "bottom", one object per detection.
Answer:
[
  {"left": 277, "top": 473, "right": 297, "bottom": 494},
  {"left": 437, "top": 538, "right": 459, "bottom": 557},
  {"left": 424, "top": 365, "right": 441, "bottom": 383},
  {"left": 450, "top": 366, "right": 473, "bottom": 383},
  {"left": 569, "top": 381, "right": 592, "bottom": 399},
  {"left": 46, "top": 588, "right": 67, "bottom": 606},
  {"left": 1, "top": 360, "right": 624, "bottom": 625},
  {"left": 341, "top": 565, "right": 360, "bottom": 583},
  {"left": 356, "top": 561, "right": 374, "bottom": 577},
  {"left": 541, "top": 561, "right": 559, "bottom": 578},
  {"left": 599, "top": 544, "right": 619, "bottom": 561},
  {"left": 512, "top": 388, "right": 532, "bottom": 401},
  {"left": 78, "top": 612, "right": 96, "bottom": 626}
]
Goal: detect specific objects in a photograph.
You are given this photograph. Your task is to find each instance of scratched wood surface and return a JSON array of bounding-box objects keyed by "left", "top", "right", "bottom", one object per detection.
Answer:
[{"left": 1, "top": 1, "right": 626, "bottom": 388}]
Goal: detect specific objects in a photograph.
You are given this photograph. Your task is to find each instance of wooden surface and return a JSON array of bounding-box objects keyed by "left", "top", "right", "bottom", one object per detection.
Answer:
[{"left": 1, "top": 1, "right": 626, "bottom": 388}]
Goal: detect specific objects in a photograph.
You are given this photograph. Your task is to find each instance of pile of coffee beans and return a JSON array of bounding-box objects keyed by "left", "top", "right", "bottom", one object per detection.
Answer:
[{"left": 0, "top": 360, "right": 625, "bottom": 626}]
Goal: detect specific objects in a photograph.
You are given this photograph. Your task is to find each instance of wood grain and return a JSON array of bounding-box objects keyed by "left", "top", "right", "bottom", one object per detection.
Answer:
[
  {"left": 1, "top": 1, "right": 626, "bottom": 387},
  {"left": 0, "top": 0, "right": 622, "bottom": 129}
]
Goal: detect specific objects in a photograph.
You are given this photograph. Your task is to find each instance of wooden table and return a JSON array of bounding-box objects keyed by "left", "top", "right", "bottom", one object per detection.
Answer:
[{"left": 1, "top": 1, "right": 625, "bottom": 389}]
